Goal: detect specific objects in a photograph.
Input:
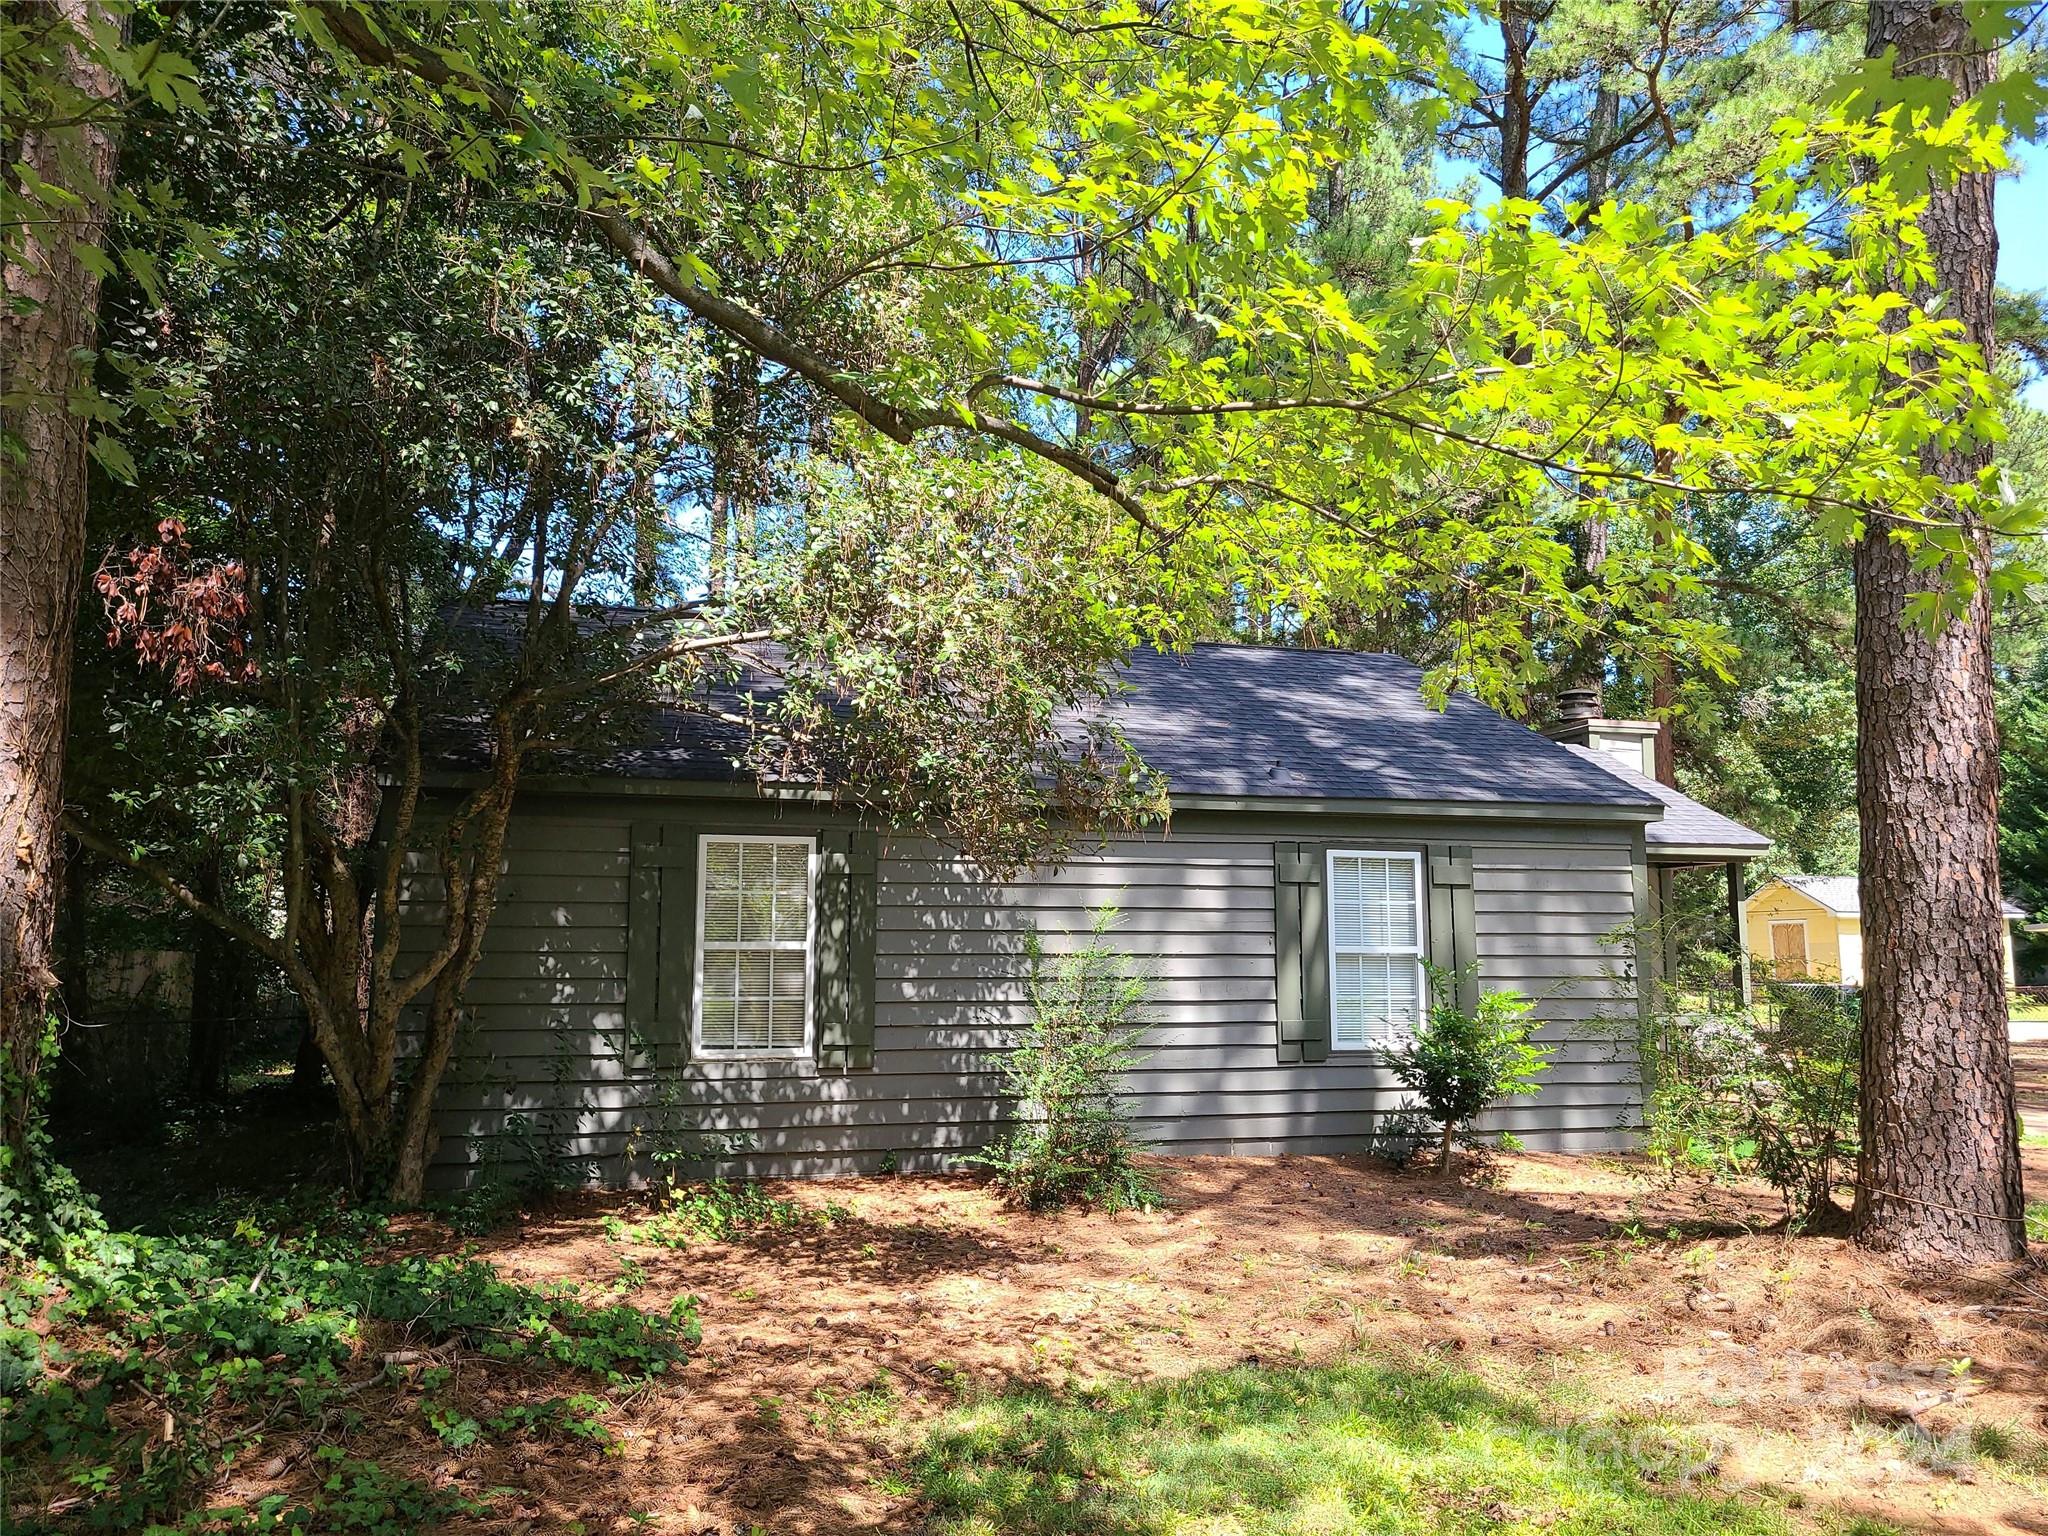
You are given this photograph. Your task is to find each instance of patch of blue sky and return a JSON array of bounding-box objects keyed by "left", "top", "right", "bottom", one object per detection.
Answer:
[
  {"left": 1998, "top": 139, "right": 2045, "bottom": 405},
  {"left": 1433, "top": 11, "right": 2044, "bottom": 406}
]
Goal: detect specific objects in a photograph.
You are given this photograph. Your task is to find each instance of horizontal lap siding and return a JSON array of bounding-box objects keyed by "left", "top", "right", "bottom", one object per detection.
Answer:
[
  {"left": 409, "top": 810, "right": 1644, "bottom": 1184},
  {"left": 1469, "top": 844, "right": 1642, "bottom": 1140}
]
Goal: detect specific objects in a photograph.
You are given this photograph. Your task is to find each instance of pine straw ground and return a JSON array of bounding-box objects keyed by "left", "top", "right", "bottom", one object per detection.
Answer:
[
  {"left": 2017, "top": 1035, "right": 2048, "bottom": 1135},
  {"left": 162, "top": 1144, "right": 2048, "bottom": 1536}
]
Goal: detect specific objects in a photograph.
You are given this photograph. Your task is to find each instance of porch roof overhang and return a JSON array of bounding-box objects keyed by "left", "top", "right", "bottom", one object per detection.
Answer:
[
  {"left": 1648, "top": 844, "right": 1771, "bottom": 865},
  {"left": 1558, "top": 745, "right": 1771, "bottom": 866}
]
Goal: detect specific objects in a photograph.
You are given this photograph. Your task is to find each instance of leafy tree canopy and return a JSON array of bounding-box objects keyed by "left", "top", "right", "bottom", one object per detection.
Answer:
[{"left": 13, "top": 0, "right": 2045, "bottom": 712}]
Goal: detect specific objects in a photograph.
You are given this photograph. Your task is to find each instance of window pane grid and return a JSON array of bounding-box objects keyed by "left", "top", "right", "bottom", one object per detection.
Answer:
[
  {"left": 697, "top": 837, "right": 812, "bottom": 1054},
  {"left": 1326, "top": 852, "right": 1424, "bottom": 1050}
]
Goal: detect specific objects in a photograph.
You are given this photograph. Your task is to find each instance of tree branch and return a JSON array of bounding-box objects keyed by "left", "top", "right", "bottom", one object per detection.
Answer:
[
  {"left": 530, "top": 626, "right": 779, "bottom": 706},
  {"left": 316, "top": 4, "right": 1172, "bottom": 536},
  {"left": 64, "top": 813, "right": 290, "bottom": 968}
]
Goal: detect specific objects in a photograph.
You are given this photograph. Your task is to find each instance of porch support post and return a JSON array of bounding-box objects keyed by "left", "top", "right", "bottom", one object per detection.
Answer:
[
  {"left": 1727, "top": 861, "right": 1752, "bottom": 1007},
  {"left": 1651, "top": 864, "right": 1681, "bottom": 986}
]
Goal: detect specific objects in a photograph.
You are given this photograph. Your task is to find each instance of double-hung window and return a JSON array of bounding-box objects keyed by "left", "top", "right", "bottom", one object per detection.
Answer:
[
  {"left": 694, "top": 835, "right": 815, "bottom": 1056},
  {"left": 1326, "top": 849, "right": 1427, "bottom": 1049}
]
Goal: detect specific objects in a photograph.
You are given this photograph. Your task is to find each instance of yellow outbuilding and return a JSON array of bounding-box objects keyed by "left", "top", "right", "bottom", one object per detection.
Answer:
[{"left": 1744, "top": 875, "right": 2023, "bottom": 987}]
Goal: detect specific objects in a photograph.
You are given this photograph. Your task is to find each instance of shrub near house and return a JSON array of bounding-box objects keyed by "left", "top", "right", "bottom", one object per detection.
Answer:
[
  {"left": 969, "top": 908, "right": 1158, "bottom": 1212},
  {"left": 1385, "top": 971, "right": 1550, "bottom": 1176}
]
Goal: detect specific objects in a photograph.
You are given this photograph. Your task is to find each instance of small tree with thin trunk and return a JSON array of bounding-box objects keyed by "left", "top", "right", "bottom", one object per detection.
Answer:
[
  {"left": 970, "top": 906, "right": 1158, "bottom": 1213},
  {"left": 63, "top": 142, "right": 1161, "bottom": 1199},
  {"left": 1385, "top": 972, "right": 1550, "bottom": 1179}
]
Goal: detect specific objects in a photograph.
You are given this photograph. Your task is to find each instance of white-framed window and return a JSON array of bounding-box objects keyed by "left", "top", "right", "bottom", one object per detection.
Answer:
[
  {"left": 693, "top": 834, "right": 815, "bottom": 1057},
  {"left": 1326, "top": 849, "right": 1427, "bottom": 1050}
]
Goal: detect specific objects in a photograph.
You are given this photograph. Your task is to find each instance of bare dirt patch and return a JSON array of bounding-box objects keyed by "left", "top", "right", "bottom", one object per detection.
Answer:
[{"left": 185, "top": 1153, "right": 2048, "bottom": 1536}]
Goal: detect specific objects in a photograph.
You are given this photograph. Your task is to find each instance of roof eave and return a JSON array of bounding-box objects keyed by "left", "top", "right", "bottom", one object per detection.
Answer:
[{"left": 1648, "top": 842, "right": 1772, "bottom": 863}]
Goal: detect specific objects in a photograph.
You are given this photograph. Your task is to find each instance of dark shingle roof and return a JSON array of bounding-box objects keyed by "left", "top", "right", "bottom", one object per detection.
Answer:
[
  {"left": 1559, "top": 744, "right": 1771, "bottom": 854},
  {"left": 1106, "top": 646, "right": 1656, "bottom": 809},
  {"left": 486, "top": 638, "right": 1666, "bottom": 815}
]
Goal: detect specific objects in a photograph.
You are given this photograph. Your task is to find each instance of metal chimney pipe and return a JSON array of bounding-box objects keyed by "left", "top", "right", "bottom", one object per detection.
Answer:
[{"left": 1556, "top": 685, "right": 1601, "bottom": 725}]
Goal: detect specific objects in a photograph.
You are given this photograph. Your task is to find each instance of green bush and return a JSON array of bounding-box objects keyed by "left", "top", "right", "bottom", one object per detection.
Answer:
[
  {"left": 627, "top": 1178, "right": 845, "bottom": 1246},
  {"left": 969, "top": 907, "right": 1157, "bottom": 1212},
  {"left": 1, "top": 1013, "right": 104, "bottom": 1262},
  {"left": 1384, "top": 969, "right": 1550, "bottom": 1176},
  {"left": 1636, "top": 982, "right": 1860, "bottom": 1227},
  {"left": 0, "top": 1203, "right": 698, "bottom": 1530},
  {"left": 1368, "top": 1106, "right": 1438, "bottom": 1171}
]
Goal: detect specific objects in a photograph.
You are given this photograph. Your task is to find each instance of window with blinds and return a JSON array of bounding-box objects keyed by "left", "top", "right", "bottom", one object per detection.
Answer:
[
  {"left": 1326, "top": 850, "right": 1426, "bottom": 1049},
  {"left": 695, "top": 836, "right": 815, "bottom": 1055}
]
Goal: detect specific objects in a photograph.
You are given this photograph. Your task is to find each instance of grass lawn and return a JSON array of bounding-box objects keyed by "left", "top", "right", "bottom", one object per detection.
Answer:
[{"left": 919, "top": 1355, "right": 1848, "bottom": 1536}]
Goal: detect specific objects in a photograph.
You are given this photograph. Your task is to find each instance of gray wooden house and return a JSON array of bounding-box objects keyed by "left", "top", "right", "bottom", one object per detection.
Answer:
[{"left": 412, "top": 644, "right": 1767, "bottom": 1186}]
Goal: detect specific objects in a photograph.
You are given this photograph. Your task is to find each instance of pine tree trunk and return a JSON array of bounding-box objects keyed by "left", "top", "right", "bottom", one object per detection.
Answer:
[
  {"left": 706, "top": 362, "right": 742, "bottom": 595},
  {"left": 1850, "top": 0, "right": 2024, "bottom": 1265},
  {"left": 1649, "top": 410, "right": 1684, "bottom": 788},
  {"left": 0, "top": 0, "right": 123, "bottom": 1172},
  {"left": 1496, "top": 1, "right": 1534, "bottom": 201},
  {"left": 1563, "top": 90, "right": 1620, "bottom": 703},
  {"left": 629, "top": 358, "right": 661, "bottom": 604}
]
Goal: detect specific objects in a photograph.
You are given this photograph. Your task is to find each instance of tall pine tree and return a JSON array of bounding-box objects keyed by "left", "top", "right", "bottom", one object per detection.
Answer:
[
  {"left": 1849, "top": 0, "right": 2025, "bottom": 1264},
  {"left": 0, "top": 0, "right": 124, "bottom": 1176}
]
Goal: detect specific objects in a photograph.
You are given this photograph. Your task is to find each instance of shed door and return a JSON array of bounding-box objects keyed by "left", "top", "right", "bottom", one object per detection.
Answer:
[{"left": 1768, "top": 921, "right": 1809, "bottom": 979}]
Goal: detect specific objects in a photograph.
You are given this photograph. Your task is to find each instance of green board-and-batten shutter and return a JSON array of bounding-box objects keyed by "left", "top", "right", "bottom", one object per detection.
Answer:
[
  {"left": 1427, "top": 843, "right": 1479, "bottom": 1016},
  {"left": 628, "top": 823, "right": 698, "bottom": 1059},
  {"left": 1275, "top": 841, "right": 1330, "bottom": 1063},
  {"left": 815, "top": 828, "right": 878, "bottom": 1071}
]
